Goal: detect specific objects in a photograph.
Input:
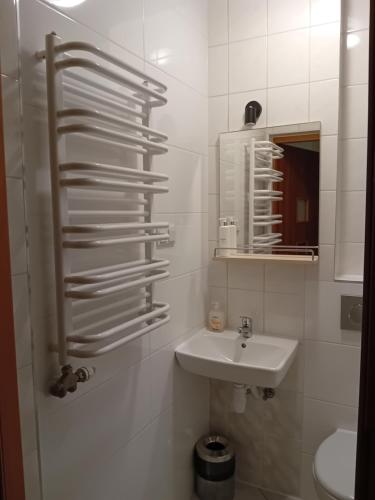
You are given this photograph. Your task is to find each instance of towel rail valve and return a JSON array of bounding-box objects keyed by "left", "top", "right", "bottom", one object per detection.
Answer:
[{"left": 50, "top": 364, "right": 96, "bottom": 398}]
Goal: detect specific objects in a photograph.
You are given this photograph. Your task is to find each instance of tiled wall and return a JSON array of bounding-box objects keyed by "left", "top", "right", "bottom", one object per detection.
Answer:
[
  {"left": 1, "top": 0, "right": 42, "bottom": 498},
  {"left": 335, "top": 0, "right": 369, "bottom": 279},
  {"left": 208, "top": 0, "right": 366, "bottom": 498},
  {"left": 3, "top": 0, "right": 209, "bottom": 499}
]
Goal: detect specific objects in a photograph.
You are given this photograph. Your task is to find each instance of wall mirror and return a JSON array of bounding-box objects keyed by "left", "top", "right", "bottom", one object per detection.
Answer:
[{"left": 217, "top": 122, "right": 321, "bottom": 263}]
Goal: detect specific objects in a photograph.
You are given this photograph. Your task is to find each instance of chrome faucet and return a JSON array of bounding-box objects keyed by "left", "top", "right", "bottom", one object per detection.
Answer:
[{"left": 238, "top": 316, "right": 253, "bottom": 339}]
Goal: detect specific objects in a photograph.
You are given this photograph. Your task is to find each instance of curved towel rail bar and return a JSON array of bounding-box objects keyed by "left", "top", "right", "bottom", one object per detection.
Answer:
[
  {"left": 57, "top": 124, "right": 169, "bottom": 154},
  {"left": 62, "top": 82, "right": 147, "bottom": 119},
  {"left": 60, "top": 161, "right": 168, "bottom": 181},
  {"left": 60, "top": 176, "right": 169, "bottom": 193},
  {"left": 63, "top": 232, "right": 169, "bottom": 249},
  {"left": 65, "top": 259, "right": 170, "bottom": 284},
  {"left": 55, "top": 58, "right": 167, "bottom": 106},
  {"left": 63, "top": 70, "right": 146, "bottom": 108},
  {"left": 57, "top": 108, "right": 168, "bottom": 142},
  {"left": 53, "top": 40, "right": 167, "bottom": 93},
  {"left": 65, "top": 314, "right": 171, "bottom": 358},
  {"left": 67, "top": 302, "right": 170, "bottom": 343},
  {"left": 66, "top": 270, "right": 170, "bottom": 299},
  {"left": 62, "top": 221, "right": 169, "bottom": 234}
]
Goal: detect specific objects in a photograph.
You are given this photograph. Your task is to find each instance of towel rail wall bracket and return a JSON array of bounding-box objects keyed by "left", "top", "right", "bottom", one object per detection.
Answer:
[{"left": 37, "top": 33, "right": 170, "bottom": 396}]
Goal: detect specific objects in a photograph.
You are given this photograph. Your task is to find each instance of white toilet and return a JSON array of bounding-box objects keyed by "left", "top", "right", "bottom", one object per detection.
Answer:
[{"left": 313, "top": 429, "right": 357, "bottom": 500}]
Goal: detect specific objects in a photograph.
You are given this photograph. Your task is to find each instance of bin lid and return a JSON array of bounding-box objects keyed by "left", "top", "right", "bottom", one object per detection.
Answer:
[{"left": 195, "top": 435, "right": 234, "bottom": 463}]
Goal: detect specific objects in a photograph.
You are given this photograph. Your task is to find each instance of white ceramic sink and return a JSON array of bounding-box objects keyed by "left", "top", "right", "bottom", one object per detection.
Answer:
[{"left": 175, "top": 329, "right": 298, "bottom": 388}]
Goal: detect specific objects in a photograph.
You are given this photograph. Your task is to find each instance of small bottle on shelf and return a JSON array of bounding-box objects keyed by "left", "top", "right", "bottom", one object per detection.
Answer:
[
  {"left": 218, "top": 217, "right": 231, "bottom": 256},
  {"left": 228, "top": 217, "right": 237, "bottom": 254}
]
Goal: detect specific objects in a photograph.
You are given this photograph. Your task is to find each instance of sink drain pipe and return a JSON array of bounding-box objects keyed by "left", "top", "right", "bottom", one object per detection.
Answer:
[{"left": 232, "top": 384, "right": 274, "bottom": 413}]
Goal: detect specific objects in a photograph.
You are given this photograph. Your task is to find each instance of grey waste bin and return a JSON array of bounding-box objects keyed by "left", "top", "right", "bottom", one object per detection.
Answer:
[{"left": 194, "top": 435, "right": 235, "bottom": 500}]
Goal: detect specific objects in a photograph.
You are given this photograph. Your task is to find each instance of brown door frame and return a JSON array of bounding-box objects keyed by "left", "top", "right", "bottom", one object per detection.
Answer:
[
  {"left": 356, "top": 0, "right": 375, "bottom": 498},
  {"left": 0, "top": 82, "right": 26, "bottom": 498}
]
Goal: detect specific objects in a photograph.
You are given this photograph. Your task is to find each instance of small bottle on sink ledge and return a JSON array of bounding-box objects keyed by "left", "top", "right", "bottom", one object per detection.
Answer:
[{"left": 208, "top": 301, "right": 225, "bottom": 332}]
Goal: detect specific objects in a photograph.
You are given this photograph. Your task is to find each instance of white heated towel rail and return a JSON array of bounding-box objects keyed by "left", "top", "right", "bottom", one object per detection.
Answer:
[
  {"left": 247, "top": 139, "right": 284, "bottom": 251},
  {"left": 37, "top": 34, "right": 171, "bottom": 375}
]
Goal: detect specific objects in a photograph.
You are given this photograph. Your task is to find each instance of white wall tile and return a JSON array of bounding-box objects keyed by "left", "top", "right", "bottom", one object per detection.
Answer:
[
  {"left": 305, "top": 245, "right": 335, "bottom": 282},
  {"left": 268, "top": 0, "right": 310, "bottom": 34},
  {"left": 309, "top": 79, "right": 339, "bottom": 135},
  {"left": 310, "top": 24, "right": 340, "bottom": 82},
  {"left": 209, "top": 95, "right": 228, "bottom": 145},
  {"left": 148, "top": 64, "right": 208, "bottom": 154},
  {"left": 153, "top": 147, "right": 207, "bottom": 214},
  {"left": 229, "top": 0, "right": 267, "bottom": 42},
  {"left": 155, "top": 213, "right": 207, "bottom": 277},
  {"left": 6, "top": 177, "right": 27, "bottom": 275},
  {"left": 208, "top": 146, "right": 219, "bottom": 194},
  {"left": 228, "top": 261, "right": 264, "bottom": 291},
  {"left": 268, "top": 30, "right": 309, "bottom": 88},
  {"left": 320, "top": 135, "right": 338, "bottom": 191},
  {"left": 23, "top": 450, "right": 42, "bottom": 500},
  {"left": 311, "top": 0, "right": 341, "bottom": 26},
  {"left": 341, "top": 138, "right": 367, "bottom": 191},
  {"left": 342, "top": 30, "right": 369, "bottom": 86},
  {"left": 209, "top": 286, "right": 228, "bottom": 317},
  {"left": 265, "top": 263, "right": 305, "bottom": 295},
  {"left": 152, "top": 270, "right": 207, "bottom": 352},
  {"left": 319, "top": 191, "right": 336, "bottom": 245},
  {"left": 341, "top": 84, "right": 369, "bottom": 139},
  {"left": 229, "top": 37, "right": 267, "bottom": 93},
  {"left": 1, "top": 76, "right": 23, "bottom": 178},
  {"left": 44, "top": 0, "right": 144, "bottom": 57},
  {"left": 227, "top": 289, "right": 264, "bottom": 331},
  {"left": 302, "top": 398, "right": 358, "bottom": 454},
  {"left": 336, "top": 242, "right": 365, "bottom": 278},
  {"left": 267, "top": 84, "right": 309, "bottom": 127},
  {"left": 145, "top": 0, "right": 208, "bottom": 94},
  {"left": 305, "top": 280, "right": 363, "bottom": 345},
  {"left": 208, "top": 193, "right": 219, "bottom": 240},
  {"left": 229, "top": 89, "right": 267, "bottom": 131},
  {"left": 279, "top": 345, "right": 305, "bottom": 393},
  {"left": 339, "top": 191, "right": 366, "bottom": 243},
  {"left": 0, "top": 0, "right": 19, "bottom": 78},
  {"left": 208, "top": 255, "right": 227, "bottom": 288},
  {"left": 342, "top": 0, "right": 370, "bottom": 32},
  {"left": 17, "top": 366, "right": 38, "bottom": 457},
  {"left": 208, "top": 0, "right": 228, "bottom": 46},
  {"left": 11, "top": 274, "right": 32, "bottom": 368},
  {"left": 264, "top": 292, "right": 305, "bottom": 339},
  {"left": 209, "top": 44, "right": 228, "bottom": 96},
  {"left": 40, "top": 359, "right": 153, "bottom": 497},
  {"left": 304, "top": 341, "right": 361, "bottom": 406}
]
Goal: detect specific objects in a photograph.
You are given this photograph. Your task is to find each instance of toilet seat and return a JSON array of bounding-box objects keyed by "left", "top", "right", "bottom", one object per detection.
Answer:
[{"left": 313, "top": 429, "right": 357, "bottom": 500}]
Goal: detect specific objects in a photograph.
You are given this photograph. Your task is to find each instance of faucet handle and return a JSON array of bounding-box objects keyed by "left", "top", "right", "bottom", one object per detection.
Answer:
[{"left": 240, "top": 316, "right": 252, "bottom": 328}]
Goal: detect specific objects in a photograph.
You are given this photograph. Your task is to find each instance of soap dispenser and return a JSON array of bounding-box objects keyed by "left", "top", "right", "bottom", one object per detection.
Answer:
[{"left": 208, "top": 301, "right": 225, "bottom": 332}]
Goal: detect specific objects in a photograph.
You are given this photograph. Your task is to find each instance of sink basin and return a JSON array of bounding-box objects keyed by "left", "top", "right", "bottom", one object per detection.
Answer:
[{"left": 175, "top": 328, "right": 298, "bottom": 388}]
